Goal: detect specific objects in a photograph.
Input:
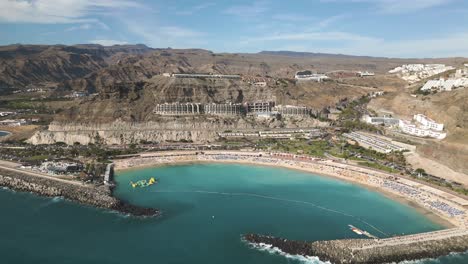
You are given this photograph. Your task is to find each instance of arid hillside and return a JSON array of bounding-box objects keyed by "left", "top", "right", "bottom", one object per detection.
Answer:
[
  {"left": 2, "top": 44, "right": 467, "bottom": 93},
  {"left": 368, "top": 86, "right": 468, "bottom": 174}
]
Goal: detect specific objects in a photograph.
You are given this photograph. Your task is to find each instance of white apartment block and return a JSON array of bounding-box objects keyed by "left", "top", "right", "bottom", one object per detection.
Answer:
[
  {"left": 273, "top": 105, "right": 310, "bottom": 116},
  {"left": 399, "top": 120, "right": 446, "bottom": 139},
  {"left": 398, "top": 115, "right": 446, "bottom": 139},
  {"left": 421, "top": 78, "right": 468, "bottom": 92},
  {"left": 413, "top": 114, "right": 444, "bottom": 131},
  {"left": 295, "top": 71, "right": 329, "bottom": 82},
  {"left": 389, "top": 64, "right": 455, "bottom": 83},
  {"left": 362, "top": 115, "right": 399, "bottom": 126},
  {"left": 358, "top": 71, "right": 375, "bottom": 77}
]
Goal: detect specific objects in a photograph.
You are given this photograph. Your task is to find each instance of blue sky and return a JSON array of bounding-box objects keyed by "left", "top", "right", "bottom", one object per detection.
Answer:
[{"left": 1, "top": 0, "right": 468, "bottom": 58}]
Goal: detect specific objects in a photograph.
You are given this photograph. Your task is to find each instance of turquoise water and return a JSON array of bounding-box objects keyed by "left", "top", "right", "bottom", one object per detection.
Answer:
[
  {"left": 0, "top": 131, "right": 10, "bottom": 137},
  {"left": 1, "top": 163, "right": 467, "bottom": 263}
]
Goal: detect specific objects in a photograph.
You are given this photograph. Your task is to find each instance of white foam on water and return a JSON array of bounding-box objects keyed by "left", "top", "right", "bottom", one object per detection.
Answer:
[
  {"left": 51, "top": 196, "right": 64, "bottom": 203},
  {"left": 1, "top": 186, "right": 15, "bottom": 193},
  {"left": 37, "top": 196, "right": 64, "bottom": 210},
  {"left": 245, "top": 240, "right": 331, "bottom": 264}
]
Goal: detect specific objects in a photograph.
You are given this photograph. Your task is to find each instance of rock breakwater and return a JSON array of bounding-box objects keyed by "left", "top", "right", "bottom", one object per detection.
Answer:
[
  {"left": 244, "top": 229, "right": 468, "bottom": 264},
  {"left": 0, "top": 168, "right": 159, "bottom": 217}
]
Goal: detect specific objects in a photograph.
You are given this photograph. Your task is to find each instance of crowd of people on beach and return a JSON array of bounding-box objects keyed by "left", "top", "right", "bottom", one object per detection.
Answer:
[
  {"left": 114, "top": 151, "right": 468, "bottom": 227},
  {"left": 429, "top": 201, "right": 465, "bottom": 217}
]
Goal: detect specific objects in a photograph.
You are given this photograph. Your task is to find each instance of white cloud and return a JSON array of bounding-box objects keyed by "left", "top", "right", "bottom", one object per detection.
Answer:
[
  {"left": 272, "top": 14, "right": 312, "bottom": 22},
  {"left": 322, "top": 0, "right": 452, "bottom": 13},
  {"left": 66, "top": 23, "right": 92, "bottom": 31},
  {"left": 158, "top": 26, "right": 205, "bottom": 38},
  {"left": 241, "top": 31, "right": 379, "bottom": 45},
  {"left": 175, "top": 2, "right": 215, "bottom": 15},
  {"left": 316, "top": 15, "right": 347, "bottom": 29},
  {"left": 241, "top": 28, "right": 468, "bottom": 58},
  {"left": 123, "top": 20, "right": 206, "bottom": 48},
  {"left": 89, "top": 39, "right": 128, "bottom": 46},
  {"left": 0, "top": 0, "right": 143, "bottom": 23},
  {"left": 224, "top": 1, "right": 268, "bottom": 17}
]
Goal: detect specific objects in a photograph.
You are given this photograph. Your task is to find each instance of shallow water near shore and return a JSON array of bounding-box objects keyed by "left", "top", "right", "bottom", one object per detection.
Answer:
[{"left": 0, "top": 163, "right": 467, "bottom": 263}]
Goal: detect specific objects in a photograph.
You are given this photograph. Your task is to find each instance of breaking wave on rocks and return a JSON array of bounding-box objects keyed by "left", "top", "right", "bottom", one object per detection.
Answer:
[
  {"left": 37, "top": 196, "right": 64, "bottom": 210},
  {"left": 244, "top": 239, "right": 331, "bottom": 264}
]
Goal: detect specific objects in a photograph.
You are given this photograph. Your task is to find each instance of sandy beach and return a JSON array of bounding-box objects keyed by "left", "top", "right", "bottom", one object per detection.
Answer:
[{"left": 114, "top": 150, "right": 468, "bottom": 229}]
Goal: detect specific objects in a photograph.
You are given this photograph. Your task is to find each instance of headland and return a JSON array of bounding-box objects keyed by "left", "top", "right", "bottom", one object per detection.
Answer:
[{"left": 0, "top": 162, "right": 159, "bottom": 217}]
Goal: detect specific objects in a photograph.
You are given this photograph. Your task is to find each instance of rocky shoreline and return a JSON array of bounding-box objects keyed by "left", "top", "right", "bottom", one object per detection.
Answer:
[
  {"left": 244, "top": 232, "right": 468, "bottom": 264},
  {"left": 0, "top": 168, "right": 159, "bottom": 217}
]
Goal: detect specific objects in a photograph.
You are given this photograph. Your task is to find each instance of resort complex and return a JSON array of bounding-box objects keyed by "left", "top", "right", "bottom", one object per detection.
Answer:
[
  {"left": 153, "top": 101, "right": 314, "bottom": 117},
  {"left": 389, "top": 64, "right": 455, "bottom": 83}
]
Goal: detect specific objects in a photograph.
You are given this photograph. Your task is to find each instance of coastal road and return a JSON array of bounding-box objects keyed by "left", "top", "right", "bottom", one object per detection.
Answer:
[{"left": 0, "top": 161, "right": 88, "bottom": 187}]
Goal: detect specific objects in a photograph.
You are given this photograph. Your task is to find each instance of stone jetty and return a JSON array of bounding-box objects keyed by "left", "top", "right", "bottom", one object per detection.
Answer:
[
  {"left": 244, "top": 229, "right": 468, "bottom": 264},
  {"left": 0, "top": 167, "right": 159, "bottom": 217}
]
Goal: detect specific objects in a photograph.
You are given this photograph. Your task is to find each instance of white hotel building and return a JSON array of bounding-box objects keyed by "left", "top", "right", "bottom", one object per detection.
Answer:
[
  {"left": 413, "top": 114, "right": 444, "bottom": 131},
  {"left": 399, "top": 114, "right": 446, "bottom": 139}
]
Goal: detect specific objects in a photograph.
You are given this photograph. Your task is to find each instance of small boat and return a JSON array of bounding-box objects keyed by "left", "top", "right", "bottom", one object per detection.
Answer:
[
  {"left": 130, "top": 177, "right": 157, "bottom": 188},
  {"left": 348, "top": 224, "right": 363, "bottom": 235}
]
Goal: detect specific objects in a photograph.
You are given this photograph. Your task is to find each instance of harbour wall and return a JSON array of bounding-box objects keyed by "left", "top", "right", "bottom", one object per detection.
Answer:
[
  {"left": 0, "top": 167, "right": 159, "bottom": 217},
  {"left": 245, "top": 229, "right": 468, "bottom": 264}
]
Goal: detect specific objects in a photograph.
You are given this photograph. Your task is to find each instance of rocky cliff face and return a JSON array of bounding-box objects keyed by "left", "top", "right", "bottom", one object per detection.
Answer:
[{"left": 28, "top": 117, "right": 327, "bottom": 145}]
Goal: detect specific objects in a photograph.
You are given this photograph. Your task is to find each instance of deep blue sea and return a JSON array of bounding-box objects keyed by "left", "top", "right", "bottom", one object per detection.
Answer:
[{"left": 0, "top": 163, "right": 467, "bottom": 263}]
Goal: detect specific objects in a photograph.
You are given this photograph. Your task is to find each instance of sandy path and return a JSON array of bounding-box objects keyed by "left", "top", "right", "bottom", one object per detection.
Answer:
[{"left": 406, "top": 152, "right": 468, "bottom": 186}]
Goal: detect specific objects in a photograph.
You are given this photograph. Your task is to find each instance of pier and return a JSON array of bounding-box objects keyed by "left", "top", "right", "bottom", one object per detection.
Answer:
[
  {"left": 245, "top": 228, "right": 468, "bottom": 264},
  {"left": 104, "top": 163, "right": 114, "bottom": 186}
]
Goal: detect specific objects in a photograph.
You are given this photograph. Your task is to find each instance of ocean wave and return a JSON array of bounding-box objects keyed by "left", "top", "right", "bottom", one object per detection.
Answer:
[
  {"left": 37, "top": 196, "right": 64, "bottom": 210},
  {"left": 1, "top": 186, "right": 15, "bottom": 193},
  {"left": 52, "top": 196, "right": 64, "bottom": 203},
  {"left": 244, "top": 240, "right": 331, "bottom": 264}
]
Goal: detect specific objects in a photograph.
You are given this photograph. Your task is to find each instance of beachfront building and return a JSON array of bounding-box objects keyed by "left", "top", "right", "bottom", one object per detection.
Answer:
[
  {"left": 362, "top": 115, "right": 399, "bottom": 126},
  {"left": 295, "top": 70, "right": 329, "bottom": 82},
  {"left": 153, "top": 103, "right": 203, "bottom": 115},
  {"left": 343, "top": 131, "right": 407, "bottom": 153},
  {"left": 172, "top": 73, "right": 241, "bottom": 79},
  {"left": 414, "top": 114, "right": 444, "bottom": 131},
  {"left": 273, "top": 105, "right": 310, "bottom": 116},
  {"left": 204, "top": 103, "right": 243, "bottom": 116}
]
